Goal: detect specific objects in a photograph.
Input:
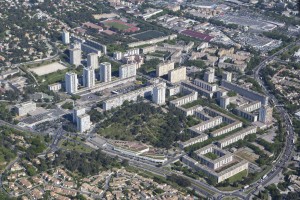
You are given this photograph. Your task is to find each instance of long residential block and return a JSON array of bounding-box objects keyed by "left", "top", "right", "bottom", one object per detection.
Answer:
[
  {"left": 216, "top": 126, "right": 257, "bottom": 148},
  {"left": 194, "top": 110, "right": 212, "bottom": 121},
  {"left": 195, "top": 145, "right": 233, "bottom": 170},
  {"left": 239, "top": 101, "right": 261, "bottom": 112},
  {"left": 103, "top": 85, "right": 154, "bottom": 111},
  {"left": 176, "top": 105, "right": 203, "bottom": 117},
  {"left": 210, "top": 121, "right": 243, "bottom": 137},
  {"left": 235, "top": 108, "right": 258, "bottom": 122},
  {"left": 182, "top": 154, "right": 248, "bottom": 183},
  {"left": 189, "top": 116, "right": 223, "bottom": 134},
  {"left": 221, "top": 80, "right": 268, "bottom": 105},
  {"left": 181, "top": 82, "right": 215, "bottom": 98},
  {"left": 169, "top": 91, "right": 198, "bottom": 107},
  {"left": 203, "top": 107, "right": 236, "bottom": 124},
  {"left": 179, "top": 133, "right": 208, "bottom": 149},
  {"left": 194, "top": 79, "right": 218, "bottom": 92}
]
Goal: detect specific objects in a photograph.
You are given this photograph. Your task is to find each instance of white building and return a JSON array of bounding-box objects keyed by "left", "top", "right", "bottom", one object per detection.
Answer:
[
  {"left": 170, "top": 91, "right": 198, "bottom": 107},
  {"left": 179, "top": 134, "right": 208, "bottom": 149},
  {"left": 217, "top": 126, "right": 257, "bottom": 148},
  {"left": 83, "top": 67, "right": 95, "bottom": 88},
  {"left": 153, "top": 84, "right": 166, "bottom": 105},
  {"left": 189, "top": 116, "right": 223, "bottom": 134},
  {"left": 220, "top": 96, "right": 230, "bottom": 109},
  {"left": 119, "top": 63, "right": 136, "bottom": 79},
  {"left": 113, "top": 51, "right": 123, "bottom": 60},
  {"left": 222, "top": 71, "right": 232, "bottom": 82},
  {"left": 14, "top": 102, "right": 36, "bottom": 117},
  {"left": 156, "top": 61, "right": 175, "bottom": 77},
  {"left": 87, "top": 53, "right": 98, "bottom": 69},
  {"left": 77, "top": 114, "right": 91, "bottom": 133},
  {"left": 194, "top": 79, "right": 218, "bottom": 92},
  {"left": 204, "top": 71, "right": 214, "bottom": 83},
  {"left": 99, "top": 62, "right": 112, "bottom": 82},
  {"left": 259, "top": 105, "right": 273, "bottom": 124},
  {"left": 65, "top": 72, "right": 78, "bottom": 94},
  {"left": 168, "top": 67, "right": 186, "bottom": 83},
  {"left": 73, "top": 107, "right": 86, "bottom": 123},
  {"left": 69, "top": 48, "right": 82, "bottom": 66},
  {"left": 48, "top": 83, "right": 62, "bottom": 92},
  {"left": 62, "top": 30, "right": 70, "bottom": 44}
]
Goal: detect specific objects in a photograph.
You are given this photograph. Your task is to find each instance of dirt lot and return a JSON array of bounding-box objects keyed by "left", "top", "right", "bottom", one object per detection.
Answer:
[
  {"left": 235, "top": 147, "right": 259, "bottom": 163},
  {"left": 29, "top": 62, "right": 67, "bottom": 76}
]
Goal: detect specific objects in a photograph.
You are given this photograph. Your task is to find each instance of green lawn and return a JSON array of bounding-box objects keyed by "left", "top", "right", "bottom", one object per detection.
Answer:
[
  {"left": 39, "top": 69, "right": 69, "bottom": 85},
  {"left": 228, "top": 170, "right": 248, "bottom": 183},
  {"left": 105, "top": 22, "right": 130, "bottom": 30},
  {"left": 59, "top": 140, "right": 93, "bottom": 153},
  {"left": 99, "top": 123, "right": 135, "bottom": 141},
  {"left": 204, "top": 152, "right": 219, "bottom": 160}
]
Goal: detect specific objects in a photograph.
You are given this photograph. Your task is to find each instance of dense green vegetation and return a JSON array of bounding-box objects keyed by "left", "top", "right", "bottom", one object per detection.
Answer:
[
  {"left": 167, "top": 174, "right": 191, "bottom": 187},
  {"left": 263, "top": 31, "right": 294, "bottom": 43},
  {"left": 246, "top": 78, "right": 263, "bottom": 93},
  {"left": 61, "top": 102, "right": 74, "bottom": 110},
  {"left": 96, "top": 101, "right": 187, "bottom": 148},
  {"left": 0, "top": 126, "right": 46, "bottom": 169},
  {"left": 139, "top": 59, "right": 161, "bottom": 74},
  {"left": 185, "top": 60, "right": 206, "bottom": 69},
  {"left": 245, "top": 55, "right": 261, "bottom": 75},
  {"left": 52, "top": 149, "right": 121, "bottom": 176},
  {"left": 0, "top": 103, "right": 14, "bottom": 122}
]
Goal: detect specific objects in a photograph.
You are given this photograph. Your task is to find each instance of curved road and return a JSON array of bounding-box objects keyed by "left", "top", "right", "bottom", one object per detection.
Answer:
[{"left": 244, "top": 41, "right": 298, "bottom": 199}]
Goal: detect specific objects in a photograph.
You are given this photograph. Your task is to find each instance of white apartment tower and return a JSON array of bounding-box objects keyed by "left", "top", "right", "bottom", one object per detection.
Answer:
[
  {"left": 65, "top": 72, "right": 78, "bottom": 94},
  {"left": 73, "top": 107, "right": 86, "bottom": 123},
  {"left": 99, "top": 62, "right": 112, "bottom": 82},
  {"left": 69, "top": 48, "right": 82, "bottom": 66},
  {"left": 62, "top": 30, "right": 70, "bottom": 44},
  {"left": 153, "top": 85, "right": 166, "bottom": 105},
  {"left": 83, "top": 67, "right": 95, "bottom": 88},
  {"left": 77, "top": 114, "right": 91, "bottom": 133},
  {"left": 87, "top": 53, "right": 98, "bottom": 69},
  {"left": 204, "top": 71, "right": 214, "bottom": 83},
  {"left": 119, "top": 63, "right": 137, "bottom": 79},
  {"left": 222, "top": 71, "right": 232, "bottom": 82}
]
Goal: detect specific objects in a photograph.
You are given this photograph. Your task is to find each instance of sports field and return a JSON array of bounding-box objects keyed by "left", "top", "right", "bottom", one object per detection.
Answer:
[
  {"left": 132, "top": 30, "right": 165, "bottom": 40},
  {"left": 105, "top": 21, "right": 130, "bottom": 30},
  {"left": 29, "top": 62, "right": 67, "bottom": 76}
]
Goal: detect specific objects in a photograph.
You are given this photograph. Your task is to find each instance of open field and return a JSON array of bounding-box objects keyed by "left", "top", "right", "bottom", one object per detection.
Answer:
[
  {"left": 132, "top": 30, "right": 165, "bottom": 40},
  {"left": 235, "top": 148, "right": 259, "bottom": 163},
  {"left": 105, "top": 21, "right": 130, "bottom": 30},
  {"left": 93, "top": 13, "right": 119, "bottom": 19},
  {"left": 29, "top": 62, "right": 67, "bottom": 76},
  {"left": 59, "top": 139, "right": 93, "bottom": 153}
]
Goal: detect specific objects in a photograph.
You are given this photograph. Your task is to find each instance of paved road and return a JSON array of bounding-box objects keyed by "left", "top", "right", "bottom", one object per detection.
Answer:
[
  {"left": 244, "top": 41, "right": 299, "bottom": 199},
  {"left": 0, "top": 120, "right": 41, "bottom": 135}
]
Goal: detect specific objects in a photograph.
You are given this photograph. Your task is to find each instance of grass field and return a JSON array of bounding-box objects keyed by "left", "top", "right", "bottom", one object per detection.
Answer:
[
  {"left": 98, "top": 111, "right": 165, "bottom": 145},
  {"left": 99, "top": 114, "right": 165, "bottom": 142},
  {"left": 228, "top": 170, "right": 247, "bottom": 183},
  {"left": 59, "top": 140, "right": 93, "bottom": 153},
  {"left": 105, "top": 21, "right": 130, "bottom": 30}
]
